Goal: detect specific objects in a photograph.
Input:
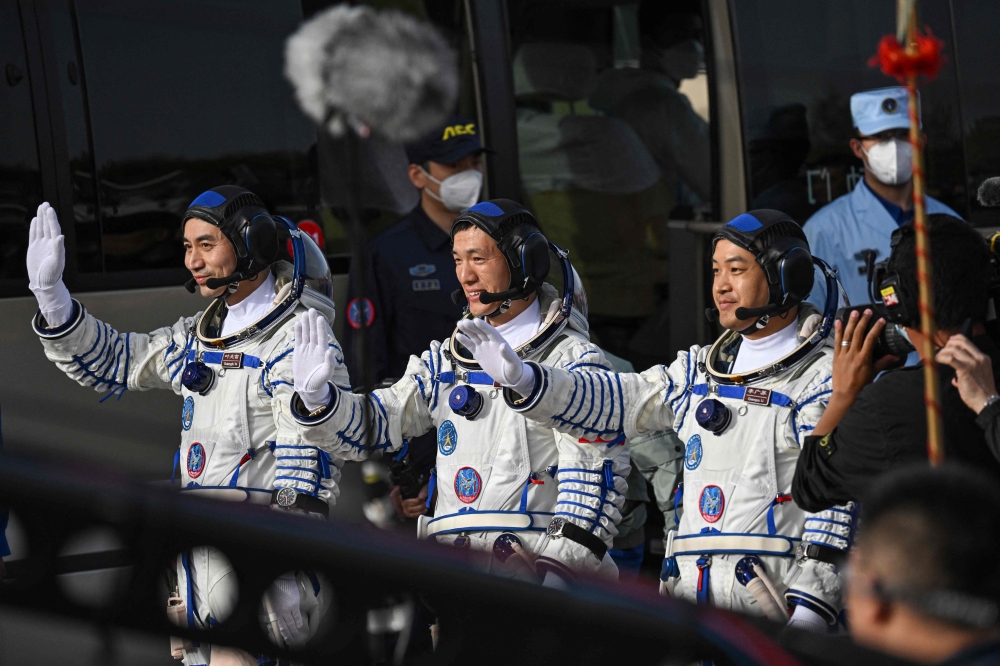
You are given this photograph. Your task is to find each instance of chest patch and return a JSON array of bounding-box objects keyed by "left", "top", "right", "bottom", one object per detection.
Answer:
[
  {"left": 412, "top": 279, "right": 441, "bottom": 292},
  {"left": 181, "top": 396, "right": 194, "bottom": 431},
  {"left": 409, "top": 263, "right": 436, "bottom": 277},
  {"left": 454, "top": 467, "right": 482, "bottom": 504},
  {"left": 684, "top": 435, "right": 703, "bottom": 470},
  {"left": 699, "top": 485, "right": 725, "bottom": 523},
  {"left": 438, "top": 420, "right": 458, "bottom": 455},
  {"left": 187, "top": 442, "right": 206, "bottom": 479}
]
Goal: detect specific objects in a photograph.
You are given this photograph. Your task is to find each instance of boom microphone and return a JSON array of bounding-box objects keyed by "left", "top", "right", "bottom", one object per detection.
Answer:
[
  {"left": 978, "top": 177, "right": 1000, "bottom": 208},
  {"left": 284, "top": 4, "right": 458, "bottom": 143},
  {"left": 734, "top": 304, "right": 781, "bottom": 321},
  {"left": 184, "top": 277, "right": 197, "bottom": 294},
  {"left": 478, "top": 288, "right": 520, "bottom": 305}
]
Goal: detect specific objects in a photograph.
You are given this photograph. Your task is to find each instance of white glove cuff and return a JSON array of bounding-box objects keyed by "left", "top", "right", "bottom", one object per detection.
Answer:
[
  {"left": 32, "top": 280, "right": 73, "bottom": 328},
  {"left": 300, "top": 384, "right": 332, "bottom": 412},
  {"left": 510, "top": 361, "right": 536, "bottom": 397}
]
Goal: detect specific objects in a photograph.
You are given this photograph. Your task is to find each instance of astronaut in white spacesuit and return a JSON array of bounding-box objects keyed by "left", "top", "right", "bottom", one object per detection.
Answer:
[
  {"left": 26, "top": 187, "right": 354, "bottom": 664},
  {"left": 289, "top": 199, "right": 630, "bottom": 584},
  {"left": 457, "top": 209, "right": 854, "bottom": 631}
]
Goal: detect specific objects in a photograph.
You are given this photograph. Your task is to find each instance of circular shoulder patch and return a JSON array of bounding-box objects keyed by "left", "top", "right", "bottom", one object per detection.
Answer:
[
  {"left": 454, "top": 467, "right": 482, "bottom": 504},
  {"left": 699, "top": 485, "right": 725, "bottom": 523},
  {"left": 438, "top": 420, "right": 458, "bottom": 455},
  {"left": 347, "top": 298, "right": 375, "bottom": 330},
  {"left": 187, "top": 442, "right": 206, "bottom": 479},
  {"left": 181, "top": 396, "right": 194, "bottom": 431},
  {"left": 684, "top": 434, "right": 703, "bottom": 471}
]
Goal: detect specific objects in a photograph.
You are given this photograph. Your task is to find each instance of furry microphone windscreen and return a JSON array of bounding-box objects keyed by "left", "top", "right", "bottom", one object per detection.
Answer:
[
  {"left": 978, "top": 177, "right": 1000, "bottom": 208},
  {"left": 285, "top": 4, "right": 458, "bottom": 143}
]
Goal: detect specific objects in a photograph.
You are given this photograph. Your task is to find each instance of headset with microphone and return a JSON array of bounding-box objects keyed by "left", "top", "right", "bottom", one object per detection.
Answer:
[
  {"left": 182, "top": 186, "right": 282, "bottom": 293},
  {"left": 450, "top": 200, "right": 551, "bottom": 317}
]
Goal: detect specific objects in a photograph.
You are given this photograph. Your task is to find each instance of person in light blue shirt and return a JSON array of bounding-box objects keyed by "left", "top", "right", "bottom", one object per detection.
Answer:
[{"left": 805, "top": 87, "right": 960, "bottom": 308}]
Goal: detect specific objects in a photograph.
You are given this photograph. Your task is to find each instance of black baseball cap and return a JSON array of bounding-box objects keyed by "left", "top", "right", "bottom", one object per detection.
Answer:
[{"left": 404, "top": 115, "right": 493, "bottom": 165}]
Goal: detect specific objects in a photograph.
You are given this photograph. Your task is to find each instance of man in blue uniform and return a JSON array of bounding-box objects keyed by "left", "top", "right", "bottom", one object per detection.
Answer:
[
  {"left": 804, "top": 87, "right": 960, "bottom": 308},
  {"left": 344, "top": 116, "right": 490, "bottom": 517}
]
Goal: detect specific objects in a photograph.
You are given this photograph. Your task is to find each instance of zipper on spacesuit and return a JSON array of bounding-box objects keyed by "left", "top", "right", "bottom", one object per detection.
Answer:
[
  {"left": 766, "top": 494, "right": 794, "bottom": 535},
  {"left": 696, "top": 555, "right": 712, "bottom": 604}
]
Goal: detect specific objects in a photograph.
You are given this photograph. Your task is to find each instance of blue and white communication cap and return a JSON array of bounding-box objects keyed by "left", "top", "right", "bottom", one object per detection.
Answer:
[{"left": 851, "top": 86, "right": 920, "bottom": 136}]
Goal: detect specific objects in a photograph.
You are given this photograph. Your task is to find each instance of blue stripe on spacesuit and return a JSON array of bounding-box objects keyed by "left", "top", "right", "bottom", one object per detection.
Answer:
[
  {"left": 181, "top": 551, "right": 198, "bottom": 629},
  {"left": 369, "top": 393, "right": 391, "bottom": 451},
  {"left": 805, "top": 517, "right": 851, "bottom": 528},
  {"left": 275, "top": 475, "right": 320, "bottom": 491},
  {"left": 565, "top": 362, "right": 608, "bottom": 371},
  {"left": 277, "top": 465, "right": 320, "bottom": 477},
  {"left": 415, "top": 375, "right": 426, "bottom": 401},
  {"left": 169, "top": 335, "right": 194, "bottom": 381},
  {"left": 791, "top": 381, "right": 833, "bottom": 445}
]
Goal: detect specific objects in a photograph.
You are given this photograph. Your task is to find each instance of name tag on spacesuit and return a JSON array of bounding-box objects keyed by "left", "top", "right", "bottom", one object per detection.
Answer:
[
  {"left": 743, "top": 387, "right": 772, "bottom": 406},
  {"left": 221, "top": 352, "right": 244, "bottom": 369}
]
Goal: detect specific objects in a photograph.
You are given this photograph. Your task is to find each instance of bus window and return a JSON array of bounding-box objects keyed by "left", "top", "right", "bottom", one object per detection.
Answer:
[
  {"left": 952, "top": 1, "right": 1000, "bottom": 226},
  {"left": 731, "top": 0, "right": 967, "bottom": 223},
  {"left": 508, "top": 0, "right": 714, "bottom": 370},
  {"left": 309, "top": 0, "right": 479, "bottom": 258},
  {"left": 69, "top": 0, "right": 317, "bottom": 274},
  {"left": 0, "top": 3, "right": 43, "bottom": 280}
]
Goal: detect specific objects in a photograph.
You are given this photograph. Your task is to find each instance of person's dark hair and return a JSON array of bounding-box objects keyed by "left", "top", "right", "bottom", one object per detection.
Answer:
[
  {"left": 856, "top": 463, "right": 1000, "bottom": 628},
  {"left": 891, "top": 214, "right": 992, "bottom": 329}
]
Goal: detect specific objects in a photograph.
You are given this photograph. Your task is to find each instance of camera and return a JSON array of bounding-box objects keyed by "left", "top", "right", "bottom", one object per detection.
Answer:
[{"left": 835, "top": 304, "right": 913, "bottom": 363}]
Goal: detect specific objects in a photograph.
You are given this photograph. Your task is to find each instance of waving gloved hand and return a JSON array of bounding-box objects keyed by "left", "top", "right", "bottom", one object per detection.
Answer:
[
  {"left": 293, "top": 308, "right": 339, "bottom": 411},
  {"left": 268, "top": 572, "right": 304, "bottom": 643},
  {"left": 455, "top": 318, "right": 535, "bottom": 396},
  {"left": 26, "top": 202, "right": 72, "bottom": 328}
]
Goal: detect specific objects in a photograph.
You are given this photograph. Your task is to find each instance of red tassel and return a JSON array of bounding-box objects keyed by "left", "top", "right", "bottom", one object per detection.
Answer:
[{"left": 869, "top": 28, "right": 945, "bottom": 82}]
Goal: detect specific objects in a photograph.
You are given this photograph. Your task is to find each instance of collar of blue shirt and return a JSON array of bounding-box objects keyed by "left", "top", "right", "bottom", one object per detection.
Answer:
[
  {"left": 862, "top": 178, "right": 914, "bottom": 226},
  {"left": 410, "top": 204, "right": 452, "bottom": 251}
]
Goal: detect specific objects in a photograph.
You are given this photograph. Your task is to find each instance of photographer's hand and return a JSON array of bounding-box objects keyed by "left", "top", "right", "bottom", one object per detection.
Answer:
[
  {"left": 398, "top": 483, "right": 429, "bottom": 518},
  {"left": 936, "top": 334, "right": 996, "bottom": 414},
  {"left": 812, "top": 309, "right": 886, "bottom": 436}
]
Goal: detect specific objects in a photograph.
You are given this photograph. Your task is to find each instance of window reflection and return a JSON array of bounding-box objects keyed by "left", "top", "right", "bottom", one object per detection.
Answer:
[
  {"left": 70, "top": 0, "right": 318, "bottom": 273},
  {"left": 732, "top": 0, "right": 967, "bottom": 222},
  {"left": 0, "top": 3, "right": 42, "bottom": 280},
  {"left": 509, "top": 1, "right": 713, "bottom": 370}
]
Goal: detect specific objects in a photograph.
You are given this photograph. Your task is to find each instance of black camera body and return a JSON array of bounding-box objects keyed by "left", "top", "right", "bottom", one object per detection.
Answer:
[
  {"left": 835, "top": 304, "right": 913, "bottom": 364},
  {"left": 388, "top": 455, "right": 431, "bottom": 500}
]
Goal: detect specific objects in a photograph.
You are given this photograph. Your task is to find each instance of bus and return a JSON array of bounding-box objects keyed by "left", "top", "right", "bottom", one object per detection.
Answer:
[{"left": 2, "top": 0, "right": 998, "bottom": 490}]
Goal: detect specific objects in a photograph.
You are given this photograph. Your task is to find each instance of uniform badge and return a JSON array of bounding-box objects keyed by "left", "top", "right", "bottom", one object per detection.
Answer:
[
  {"left": 409, "top": 264, "right": 436, "bottom": 277},
  {"left": 881, "top": 286, "right": 900, "bottom": 307},
  {"left": 454, "top": 466, "right": 482, "bottom": 504},
  {"left": 684, "top": 435, "right": 703, "bottom": 470},
  {"left": 347, "top": 298, "right": 375, "bottom": 330},
  {"left": 699, "top": 485, "right": 725, "bottom": 523},
  {"left": 438, "top": 420, "right": 458, "bottom": 455},
  {"left": 187, "top": 442, "right": 206, "bottom": 479},
  {"left": 881, "top": 97, "right": 898, "bottom": 114},
  {"left": 181, "top": 396, "right": 194, "bottom": 431},
  {"left": 743, "top": 388, "right": 772, "bottom": 406},
  {"left": 412, "top": 279, "right": 441, "bottom": 292}
]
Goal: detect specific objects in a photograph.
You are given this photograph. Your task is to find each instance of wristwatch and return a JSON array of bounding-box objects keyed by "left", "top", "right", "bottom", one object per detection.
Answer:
[
  {"left": 984, "top": 395, "right": 1000, "bottom": 412},
  {"left": 546, "top": 517, "right": 608, "bottom": 560}
]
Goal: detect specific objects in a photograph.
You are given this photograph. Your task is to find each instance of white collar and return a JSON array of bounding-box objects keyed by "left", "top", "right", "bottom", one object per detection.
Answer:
[
  {"left": 221, "top": 272, "right": 276, "bottom": 336},
  {"left": 494, "top": 298, "right": 542, "bottom": 350},
  {"left": 731, "top": 319, "right": 800, "bottom": 374}
]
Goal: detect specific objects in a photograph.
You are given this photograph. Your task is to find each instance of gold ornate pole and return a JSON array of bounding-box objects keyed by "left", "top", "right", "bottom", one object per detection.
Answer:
[{"left": 900, "top": 1, "right": 945, "bottom": 464}]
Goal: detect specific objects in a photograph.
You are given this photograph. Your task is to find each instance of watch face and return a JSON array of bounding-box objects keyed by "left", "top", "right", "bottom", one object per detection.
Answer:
[
  {"left": 547, "top": 517, "right": 566, "bottom": 537},
  {"left": 275, "top": 487, "right": 297, "bottom": 508}
]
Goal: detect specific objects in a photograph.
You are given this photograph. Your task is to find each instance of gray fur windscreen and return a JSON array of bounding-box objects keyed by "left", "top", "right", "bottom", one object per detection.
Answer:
[
  {"left": 978, "top": 177, "right": 1000, "bottom": 208},
  {"left": 285, "top": 4, "right": 458, "bottom": 143}
]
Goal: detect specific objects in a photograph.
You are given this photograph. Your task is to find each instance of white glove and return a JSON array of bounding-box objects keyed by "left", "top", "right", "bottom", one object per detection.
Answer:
[
  {"left": 787, "top": 604, "right": 829, "bottom": 633},
  {"left": 268, "top": 572, "right": 303, "bottom": 642},
  {"left": 293, "top": 308, "right": 339, "bottom": 411},
  {"left": 455, "top": 318, "right": 535, "bottom": 396},
  {"left": 26, "top": 202, "right": 72, "bottom": 328}
]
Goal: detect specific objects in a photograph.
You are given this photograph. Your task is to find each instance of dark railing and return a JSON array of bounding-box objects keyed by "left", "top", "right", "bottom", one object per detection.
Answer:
[{"left": 0, "top": 451, "right": 910, "bottom": 666}]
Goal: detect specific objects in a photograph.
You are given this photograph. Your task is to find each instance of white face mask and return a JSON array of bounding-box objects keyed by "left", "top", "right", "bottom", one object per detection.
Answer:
[
  {"left": 420, "top": 167, "right": 483, "bottom": 213},
  {"left": 861, "top": 138, "right": 913, "bottom": 186}
]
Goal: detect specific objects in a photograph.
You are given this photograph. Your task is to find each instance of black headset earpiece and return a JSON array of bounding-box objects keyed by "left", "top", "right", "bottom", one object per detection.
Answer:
[
  {"left": 245, "top": 214, "right": 279, "bottom": 268},
  {"left": 519, "top": 232, "right": 550, "bottom": 289},
  {"left": 757, "top": 237, "right": 815, "bottom": 307}
]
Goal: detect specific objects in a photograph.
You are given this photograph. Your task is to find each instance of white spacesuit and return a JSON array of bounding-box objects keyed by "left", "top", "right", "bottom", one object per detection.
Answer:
[
  {"left": 458, "top": 210, "right": 854, "bottom": 628},
  {"left": 27, "top": 188, "right": 354, "bottom": 664},
  {"left": 291, "top": 200, "right": 630, "bottom": 582}
]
